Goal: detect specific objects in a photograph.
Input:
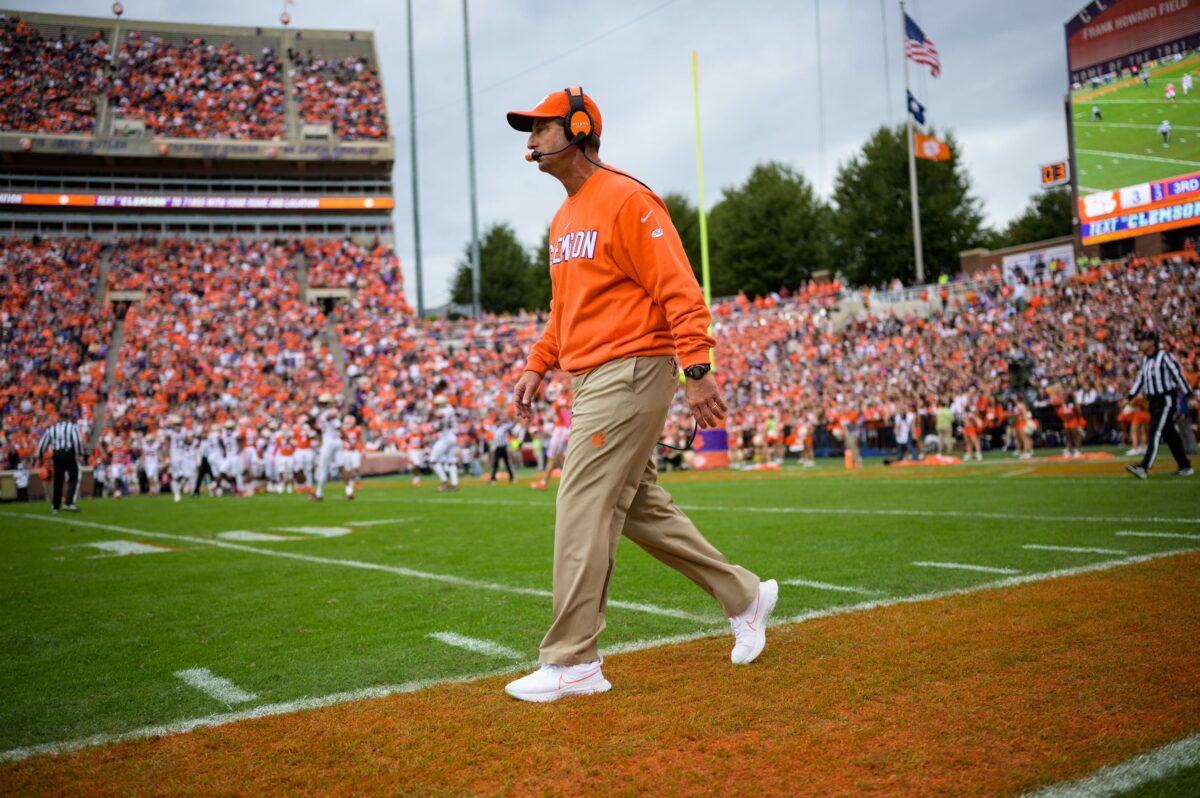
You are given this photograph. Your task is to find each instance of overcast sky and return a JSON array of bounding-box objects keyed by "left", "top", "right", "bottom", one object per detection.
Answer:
[{"left": 14, "top": 0, "right": 1080, "bottom": 306}]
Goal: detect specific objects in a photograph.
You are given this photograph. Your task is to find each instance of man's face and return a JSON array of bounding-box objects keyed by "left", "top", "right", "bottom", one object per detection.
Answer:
[
  {"left": 1139, "top": 338, "right": 1157, "bottom": 356},
  {"left": 528, "top": 117, "right": 569, "bottom": 172}
]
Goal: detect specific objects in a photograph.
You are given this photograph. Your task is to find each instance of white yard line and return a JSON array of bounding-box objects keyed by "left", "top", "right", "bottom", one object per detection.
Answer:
[
  {"left": 1001, "top": 467, "right": 1037, "bottom": 479},
  {"left": 912, "top": 561, "right": 1021, "bottom": 574},
  {"left": 367, "top": 497, "right": 1200, "bottom": 526},
  {"left": 1076, "top": 148, "right": 1200, "bottom": 167},
  {"left": 78, "top": 541, "right": 172, "bottom": 557},
  {"left": 782, "top": 579, "right": 882, "bottom": 595},
  {"left": 174, "top": 668, "right": 257, "bottom": 705},
  {"left": 3, "top": 546, "right": 1194, "bottom": 765},
  {"left": 1022, "top": 544, "right": 1128, "bottom": 555},
  {"left": 1021, "top": 732, "right": 1200, "bottom": 798},
  {"left": 428, "top": 632, "right": 523, "bottom": 660},
  {"left": 345, "top": 518, "right": 413, "bottom": 527},
  {"left": 0, "top": 512, "right": 711, "bottom": 624},
  {"left": 1116, "top": 530, "right": 1200, "bottom": 540}
]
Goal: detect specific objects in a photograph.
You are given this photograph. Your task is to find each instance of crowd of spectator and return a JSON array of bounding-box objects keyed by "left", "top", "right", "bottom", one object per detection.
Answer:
[
  {"left": 0, "top": 237, "right": 111, "bottom": 461},
  {"left": 1, "top": 15, "right": 389, "bottom": 141},
  {"left": 103, "top": 237, "right": 339, "bottom": 435},
  {"left": 290, "top": 52, "right": 388, "bottom": 140},
  {"left": 108, "top": 32, "right": 286, "bottom": 139},
  {"left": 0, "top": 14, "right": 109, "bottom": 133},
  {"left": 3, "top": 234, "right": 1197, "bottom": 479}
]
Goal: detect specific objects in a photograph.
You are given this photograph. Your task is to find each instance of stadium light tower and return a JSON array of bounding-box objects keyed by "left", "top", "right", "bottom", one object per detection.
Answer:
[{"left": 462, "top": 0, "right": 482, "bottom": 318}]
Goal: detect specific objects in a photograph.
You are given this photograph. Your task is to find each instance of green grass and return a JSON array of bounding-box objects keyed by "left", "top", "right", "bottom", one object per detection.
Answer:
[
  {"left": 1072, "top": 54, "right": 1200, "bottom": 192},
  {"left": 1, "top": 452, "right": 1197, "bottom": 785}
]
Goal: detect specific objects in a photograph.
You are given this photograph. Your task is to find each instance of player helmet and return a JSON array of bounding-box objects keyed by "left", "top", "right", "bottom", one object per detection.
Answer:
[
  {"left": 343, "top": 415, "right": 356, "bottom": 427},
  {"left": 318, "top": 392, "right": 333, "bottom": 405},
  {"left": 225, "top": 419, "right": 236, "bottom": 429}
]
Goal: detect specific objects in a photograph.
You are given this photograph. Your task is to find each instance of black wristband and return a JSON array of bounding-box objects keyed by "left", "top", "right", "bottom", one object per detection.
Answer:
[{"left": 684, "top": 363, "right": 711, "bottom": 381}]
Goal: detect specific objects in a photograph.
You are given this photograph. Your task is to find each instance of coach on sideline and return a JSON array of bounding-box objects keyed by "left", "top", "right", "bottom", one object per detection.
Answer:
[
  {"left": 35, "top": 410, "right": 85, "bottom": 513},
  {"left": 504, "top": 87, "right": 777, "bottom": 703},
  {"left": 1126, "top": 329, "right": 1193, "bottom": 479}
]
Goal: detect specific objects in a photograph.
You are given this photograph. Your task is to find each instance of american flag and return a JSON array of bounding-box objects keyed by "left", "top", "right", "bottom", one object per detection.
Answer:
[{"left": 904, "top": 13, "right": 941, "bottom": 78}]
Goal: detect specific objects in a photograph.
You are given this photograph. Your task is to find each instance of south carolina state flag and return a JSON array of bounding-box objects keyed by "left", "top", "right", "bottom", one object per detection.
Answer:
[{"left": 914, "top": 132, "right": 950, "bottom": 161}]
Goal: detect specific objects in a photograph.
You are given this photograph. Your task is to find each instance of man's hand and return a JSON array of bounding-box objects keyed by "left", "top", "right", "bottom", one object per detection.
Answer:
[
  {"left": 685, "top": 373, "right": 727, "bottom": 429},
  {"left": 513, "top": 371, "right": 544, "bottom": 419}
]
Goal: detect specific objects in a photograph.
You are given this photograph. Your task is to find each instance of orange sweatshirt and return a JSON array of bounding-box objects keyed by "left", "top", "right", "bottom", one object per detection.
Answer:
[{"left": 525, "top": 168, "right": 715, "bottom": 375}]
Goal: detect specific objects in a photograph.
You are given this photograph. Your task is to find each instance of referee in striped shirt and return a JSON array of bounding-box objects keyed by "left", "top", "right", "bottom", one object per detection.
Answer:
[
  {"left": 1126, "top": 330, "right": 1193, "bottom": 479},
  {"left": 35, "top": 413, "right": 84, "bottom": 512}
]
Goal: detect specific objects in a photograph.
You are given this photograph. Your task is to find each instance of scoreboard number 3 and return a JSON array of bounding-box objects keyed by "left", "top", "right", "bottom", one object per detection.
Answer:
[{"left": 1041, "top": 161, "right": 1070, "bottom": 188}]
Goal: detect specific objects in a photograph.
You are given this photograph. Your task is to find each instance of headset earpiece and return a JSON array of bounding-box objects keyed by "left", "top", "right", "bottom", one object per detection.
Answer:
[{"left": 563, "top": 86, "right": 592, "bottom": 146}]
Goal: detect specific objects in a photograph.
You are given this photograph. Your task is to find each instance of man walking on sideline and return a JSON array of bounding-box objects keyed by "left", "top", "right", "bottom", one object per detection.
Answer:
[
  {"left": 505, "top": 87, "right": 777, "bottom": 703},
  {"left": 36, "top": 411, "right": 85, "bottom": 513},
  {"left": 1126, "top": 330, "right": 1192, "bottom": 479}
]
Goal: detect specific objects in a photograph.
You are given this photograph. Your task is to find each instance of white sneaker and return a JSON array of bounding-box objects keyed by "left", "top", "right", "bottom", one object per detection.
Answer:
[
  {"left": 504, "top": 658, "right": 611, "bottom": 703},
  {"left": 729, "top": 579, "right": 778, "bottom": 665}
]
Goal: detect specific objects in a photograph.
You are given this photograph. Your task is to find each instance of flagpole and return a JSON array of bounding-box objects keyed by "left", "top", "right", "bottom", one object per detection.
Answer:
[
  {"left": 692, "top": 51, "right": 715, "bottom": 375},
  {"left": 901, "top": 0, "right": 925, "bottom": 285}
]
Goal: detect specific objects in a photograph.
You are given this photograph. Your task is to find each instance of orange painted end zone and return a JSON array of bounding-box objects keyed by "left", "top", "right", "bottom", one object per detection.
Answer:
[{"left": 4, "top": 552, "right": 1198, "bottom": 795}]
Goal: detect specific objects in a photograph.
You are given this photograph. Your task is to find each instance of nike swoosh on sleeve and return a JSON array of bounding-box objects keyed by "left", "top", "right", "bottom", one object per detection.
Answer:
[{"left": 640, "top": 211, "right": 653, "bottom": 222}]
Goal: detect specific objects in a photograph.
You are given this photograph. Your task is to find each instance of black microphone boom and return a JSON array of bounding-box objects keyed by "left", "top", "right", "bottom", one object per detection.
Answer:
[{"left": 526, "top": 142, "right": 574, "bottom": 162}]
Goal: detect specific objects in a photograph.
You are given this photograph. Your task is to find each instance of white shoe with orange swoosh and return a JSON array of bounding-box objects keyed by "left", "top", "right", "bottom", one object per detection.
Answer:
[
  {"left": 729, "top": 579, "right": 778, "bottom": 665},
  {"left": 505, "top": 657, "right": 611, "bottom": 702}
]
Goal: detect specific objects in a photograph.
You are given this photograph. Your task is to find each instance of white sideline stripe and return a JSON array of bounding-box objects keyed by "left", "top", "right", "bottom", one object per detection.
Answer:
[
  {"left": 912, "top": 561, "right": 1020, "bottom": 574},
  {"left": 2, "top": 546, "right": 1195, "bottom": 764},
  {"left": 0, "top": 512, "right": 710, "bottom": 623},
  {"left": 782, "top": 579, "right": 882, "bottom": 595},
  {"left": 1001, "top": 467, "right": 1036, "bottom": 478},
  {"left": 377, "top": 497, "right": 1200, "bottom": 526},
  {"left": 1021, "top": 732, "right": 1200, "bottom": 798},
  {"left": 1117, "top": 530, "right": 1200, "bottom": 540},
  {"left": 1022, "top": 544, "right": 1128, "bottom": 555},
  {"left": 174, "top": 668, "right": 257, "bottom": 705},
  {"left": 428, "top": 632, "right": 523, "bottom": 660},
  {"left": 1077, "top": 148, "right": 1200, "bottom": 167}
]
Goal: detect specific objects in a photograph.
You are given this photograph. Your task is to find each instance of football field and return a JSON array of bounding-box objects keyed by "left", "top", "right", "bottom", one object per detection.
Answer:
[
  {"left": 1072, "top": 54, "right": 1200, "bottom": 193},
  {"left": 1, "top": 453, "right": 1198, "bottom": 795}
]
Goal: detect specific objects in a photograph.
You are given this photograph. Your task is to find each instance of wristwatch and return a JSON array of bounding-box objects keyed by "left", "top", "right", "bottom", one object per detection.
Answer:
[{"left": 683, "top": 363, "right": 711, "bottom": 381}]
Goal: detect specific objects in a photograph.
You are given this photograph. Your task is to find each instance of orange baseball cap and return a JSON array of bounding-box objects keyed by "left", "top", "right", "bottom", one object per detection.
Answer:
[{"left": 507, "top": 87, "right": 602, "bottom": 138}]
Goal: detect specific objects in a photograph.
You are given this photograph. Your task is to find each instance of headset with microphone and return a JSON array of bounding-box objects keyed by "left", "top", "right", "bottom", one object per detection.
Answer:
[{"left": 526, "top": 86, "right": 593, "bottom": 162}]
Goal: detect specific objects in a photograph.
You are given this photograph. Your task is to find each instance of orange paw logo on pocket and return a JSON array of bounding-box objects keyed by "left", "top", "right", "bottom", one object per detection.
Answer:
[{"left": 592, "top": 432, "right": 607, "bottom": 447}]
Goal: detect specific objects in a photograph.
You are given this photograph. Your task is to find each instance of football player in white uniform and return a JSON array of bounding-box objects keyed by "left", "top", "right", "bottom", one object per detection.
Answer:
[
  {"left": 430, "top": 395, "right": 459, "bottom": 492},
  {"left": 165, "top": 416, "right": 190, "bottom": 502},
  {"left": 142, "top": 433, "right": 162, "bottom": 495},
  {"left": 181, "top": 427, "right": 201, "bottom": 500},
  {"left": 219, "top": 419, "right": 244, "bottom": 496},
  {"left": 294, "top": 419, "right": 316, "bottom": 492},
  {"left": 341, "top": 415, "right": 363, "bottom": 500},
  {"left": 313, "top": 393, "right": 343, "bottom": 501},
  {"left": 276, "top": 425, "right": 296, "bottom": 495}
]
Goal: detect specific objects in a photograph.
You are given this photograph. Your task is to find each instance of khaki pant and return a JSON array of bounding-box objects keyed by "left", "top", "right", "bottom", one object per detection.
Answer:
[
  {"left": 938, "top": 428, "right": 954, "bottom": 455},
  {"left": 539, "top": 356, "right": 759, "bottom": 666}
]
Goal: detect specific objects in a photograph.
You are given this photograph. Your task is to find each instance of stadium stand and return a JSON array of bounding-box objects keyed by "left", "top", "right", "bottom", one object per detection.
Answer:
[
  {"left": 291, "top": 52, "right": 388, "bottom": 140},
  {"left": 108, "top": 31, "right": 286, "bottom": 140},
  {"left": 0, "top": 13, "right": 109, "bottom": 134},
  {"left": 103, "top": 238, "right": 340, "bottom": 435},
  {"left": 1, "top": 12, "right": 1196, "bottom": 497},
  {"left": 0, "top": 237, "right": 112, "bottom": 460}
]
